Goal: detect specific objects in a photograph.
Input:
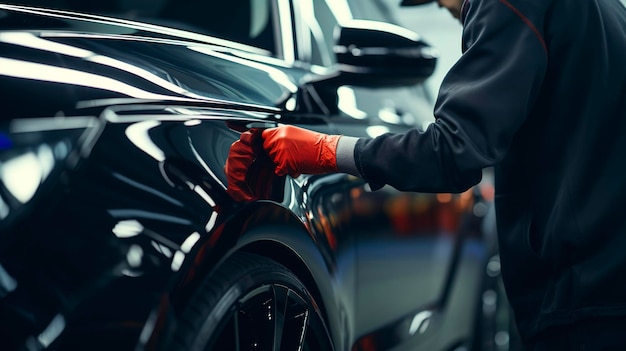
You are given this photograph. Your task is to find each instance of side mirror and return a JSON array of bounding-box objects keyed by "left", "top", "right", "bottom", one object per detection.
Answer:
[{"left": 334, "top": 19, "right": 438, "bottom": 87}]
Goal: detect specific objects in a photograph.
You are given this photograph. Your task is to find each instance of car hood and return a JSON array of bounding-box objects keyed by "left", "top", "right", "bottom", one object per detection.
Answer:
[{"left": 0, "top": 4, "right": 298, "bottom": 115}]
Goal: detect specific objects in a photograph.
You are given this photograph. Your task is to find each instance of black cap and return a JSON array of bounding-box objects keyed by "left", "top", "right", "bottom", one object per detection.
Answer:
[{"left": 400, "top": 0, "right": 436, "bottom": 6}]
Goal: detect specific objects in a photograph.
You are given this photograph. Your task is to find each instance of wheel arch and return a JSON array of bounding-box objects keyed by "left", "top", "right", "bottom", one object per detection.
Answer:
[
  {"left": 235, "top": 218, "right": 345, "bottom": 351},
  {"left": 164, "top": 202, "right": 345, "bottom": 351}
]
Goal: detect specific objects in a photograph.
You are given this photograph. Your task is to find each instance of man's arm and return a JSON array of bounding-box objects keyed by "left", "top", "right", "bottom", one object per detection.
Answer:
[{"left": 350, "top": 0, "right": 548, "bottom": 192}]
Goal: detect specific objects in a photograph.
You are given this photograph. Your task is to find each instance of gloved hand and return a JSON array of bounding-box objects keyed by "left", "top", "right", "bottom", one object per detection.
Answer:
[
  {"left": 225, "top": 125, "right": 341, "bottom": 202},
  {"left": 225, "top": 128, "right": 264, "bottom": 202},
  {"left": 262, "top": 125, "right": 341, "bottom": 178}
]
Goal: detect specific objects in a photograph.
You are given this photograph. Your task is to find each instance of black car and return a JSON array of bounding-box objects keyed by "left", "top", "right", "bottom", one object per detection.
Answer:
[{"left": 0, "top": 1, "right": 511, "bottom": 350}]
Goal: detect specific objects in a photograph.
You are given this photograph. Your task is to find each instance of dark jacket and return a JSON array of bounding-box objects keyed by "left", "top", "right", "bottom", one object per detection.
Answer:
[{"left": 346, "top": 0, "right": 626, "bottom": 342}]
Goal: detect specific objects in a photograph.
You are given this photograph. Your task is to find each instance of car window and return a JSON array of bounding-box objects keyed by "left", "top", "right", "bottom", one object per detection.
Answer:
[
  {"left": 294, "top": 0, "right": 401, "bottom": 68},
  {"left": 309, "top": 0, "right": 337, "bottom": 66},
  {"left": 294, "top": 0, "right": 339, "bottom": 67},
  {"left": 345, "top": 0, "right": 392, "bottom": 22},
  {"left": 4, "top": 0, "right": 277, "bottom": 54},
  {"left": 153, "top": 0, "right": 276, "bottom": 53}
]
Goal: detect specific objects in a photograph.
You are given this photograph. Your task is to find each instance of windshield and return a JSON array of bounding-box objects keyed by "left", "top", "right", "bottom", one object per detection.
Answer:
[{"left": 1, "top": 0, "right": 277, "bottom": 52}]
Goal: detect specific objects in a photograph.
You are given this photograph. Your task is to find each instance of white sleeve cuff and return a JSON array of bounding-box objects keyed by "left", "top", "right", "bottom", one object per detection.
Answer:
[{"left": 336, "top": 136, "right": 360, "bottom": 176}]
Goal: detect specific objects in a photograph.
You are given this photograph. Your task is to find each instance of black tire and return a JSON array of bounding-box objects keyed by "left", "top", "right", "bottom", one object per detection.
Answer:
[{"left": 169, "top": 252, "right": 334, "bottom": 351}]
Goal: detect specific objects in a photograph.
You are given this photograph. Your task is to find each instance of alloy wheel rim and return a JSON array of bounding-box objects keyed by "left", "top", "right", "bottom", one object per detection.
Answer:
[{"left": 209, "top": 283, "right": 331, "bottom": 351}]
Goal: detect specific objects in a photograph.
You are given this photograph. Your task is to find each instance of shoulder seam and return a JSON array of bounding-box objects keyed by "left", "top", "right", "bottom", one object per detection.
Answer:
[{"left": 497, "top": 0, "right": 548, "bottom": 54}]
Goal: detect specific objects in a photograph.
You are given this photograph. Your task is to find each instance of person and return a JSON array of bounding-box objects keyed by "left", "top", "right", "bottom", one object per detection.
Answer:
[{"left": 226, "top": 0, "right": 626, "bottom": 349}]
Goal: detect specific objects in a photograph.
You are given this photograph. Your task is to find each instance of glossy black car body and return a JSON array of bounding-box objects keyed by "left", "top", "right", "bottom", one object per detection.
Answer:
[{"left": 0, "top": 1, "right": 508, "bottom": 350}]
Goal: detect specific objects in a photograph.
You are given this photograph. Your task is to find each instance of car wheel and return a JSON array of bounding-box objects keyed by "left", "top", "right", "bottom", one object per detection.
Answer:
[{"left": 169, "top": 252, "right": 334, "bottom": 351}]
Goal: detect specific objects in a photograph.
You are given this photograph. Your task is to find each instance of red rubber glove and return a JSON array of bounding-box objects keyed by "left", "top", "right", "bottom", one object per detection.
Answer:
[
  {"left": 262, "top": 125, "right": 340, "bottom": 178},
  {"left": 225, "top": 129, "right": 262, "bottom": 202}
]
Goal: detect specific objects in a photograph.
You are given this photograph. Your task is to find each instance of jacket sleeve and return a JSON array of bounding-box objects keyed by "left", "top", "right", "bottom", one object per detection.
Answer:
[{"left": 352, "top": 0, "right": 548, "bottom": 193}]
